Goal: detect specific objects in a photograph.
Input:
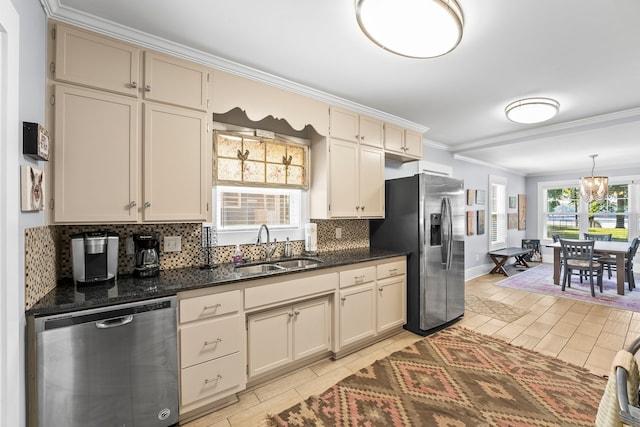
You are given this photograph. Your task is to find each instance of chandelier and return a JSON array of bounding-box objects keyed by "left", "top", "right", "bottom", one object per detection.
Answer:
[
  {"left": 580, "top": 154, "right": 608, "bottom": 202},
  {"left": 355, "top": 0, "right": 464, "bottom": 59}
]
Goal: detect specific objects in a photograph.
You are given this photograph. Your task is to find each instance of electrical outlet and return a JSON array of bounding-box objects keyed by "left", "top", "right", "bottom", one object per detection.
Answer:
[
  {"left": 126, "top": 237, "right": 135, "bottom": 255},
  {"left": 335, "top": 227, "right": 342, "bottom": 239},
  {"left": 164, "top": 236, "right": 182, "bottom": 252}
]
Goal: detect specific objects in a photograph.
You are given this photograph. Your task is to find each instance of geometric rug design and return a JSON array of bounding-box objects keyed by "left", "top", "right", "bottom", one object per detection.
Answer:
[
  {"left": 270, "top": 326, "right": 606, "bottom": 426},
  {"left": 497, "top": 263, "right": 640, "bottom": 312},
  {"left": 465, "top": 295, "right": 530, "bottom": 322}
]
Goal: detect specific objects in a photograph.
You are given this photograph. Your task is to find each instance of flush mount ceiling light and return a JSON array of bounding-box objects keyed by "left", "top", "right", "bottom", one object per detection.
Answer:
[
  {"left": 355, "top": 0, "right": 464, "bottom": 59},
  {"left": 580, "top": 154, "right": 609, "bottom": 203},
  {"left": 504, "top": 97, "right": 560, "bottom": 124}
]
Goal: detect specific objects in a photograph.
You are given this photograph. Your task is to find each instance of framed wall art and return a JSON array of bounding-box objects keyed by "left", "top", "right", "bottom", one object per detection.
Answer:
[
  {"left": 466, "top": 211, "right": 475, "bottom": 236},
  {"left": 475, "top": 190, "right": 486, "bottom": 205},
  {"left": 466, "top": 189, "right": 475, "bottom": 206},
  {"left": 21, "top": 165, "right": 45, "bottom": 211},
  {"left": 518, "top": 194, "right": 526, "bottom": 230},
  {"left": 508, "top": 213, "right": 518, "bottom": 229},
  {"left": 477, "top": 210, "right": 485, "bottom": 235},
  {"left": 509, "top": 196, "right": 517, "bottom": 209}
]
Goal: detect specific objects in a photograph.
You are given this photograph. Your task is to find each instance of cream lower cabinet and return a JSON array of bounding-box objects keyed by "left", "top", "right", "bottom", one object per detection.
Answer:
[
  {"left": 178, "top": 289, "right": 246, "bottom": 418},
  {"left": 338, "top": 265, "right": 377, "bottom": 348},
  {"left": 376, "top": 259, "right": 407, "bottom": 334},
  {"left": 247, "top": 296, "right": 330, "bottom": 379}
]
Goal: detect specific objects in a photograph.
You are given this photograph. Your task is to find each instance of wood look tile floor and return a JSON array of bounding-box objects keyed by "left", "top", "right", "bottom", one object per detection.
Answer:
[{"left": 184, "top": 269, "right": 636, "bottom": 427}]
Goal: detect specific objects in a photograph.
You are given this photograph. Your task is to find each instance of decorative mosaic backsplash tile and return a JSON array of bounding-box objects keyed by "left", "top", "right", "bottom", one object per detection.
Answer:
[
  {"left": 25, "top": 226, "right": 59, "bottom": 310},
  {"left": 24, "top": 219, "right": 370, "bottom": 309},
  {"left": 312, "top": 219, "right": 369, "bottom": 252}
]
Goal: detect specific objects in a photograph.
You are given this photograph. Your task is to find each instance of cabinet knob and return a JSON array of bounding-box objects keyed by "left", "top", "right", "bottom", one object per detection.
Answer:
[
  {"left": 379, "top": 287, "right": 384, "bottom": 292},
  {"left": 294, "top": 310, "right": 300, "bottom": 316},
  {"left": 129, "top": 201, "right": 137, "bottom": 208},
  {"left": 355, "top": 206, "right": 360, "bottom": 211},
  {"left": 145, "top": 84, "right": 151, "bottom": 92},
  {"left": 130, "top": 81, "right": 137, "bottom": 88},
  {"left": 361, "top": 205, "right": 365, "bottom": 211},
  {"left": 341, "top": 296, "right": 347, "bottom": 302},
  {"left": 144, "top": 202, "right": 151, "bottom": 208},
  {"left": 204, "top": 374, "right": 222, "bottom": 384},
  {"left": 288, "top": 312, "right": 295, "bottom": 317}
]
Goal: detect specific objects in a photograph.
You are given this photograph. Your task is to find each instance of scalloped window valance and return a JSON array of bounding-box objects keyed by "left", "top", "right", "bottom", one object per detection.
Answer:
[{"left": 214, "top": 131, "right": 308, "bottom": 189}]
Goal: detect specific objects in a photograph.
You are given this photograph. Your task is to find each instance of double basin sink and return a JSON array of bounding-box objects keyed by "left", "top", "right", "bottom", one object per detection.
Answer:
[{"left": 234, "top": 257, "right": 322, "bottom": 275}]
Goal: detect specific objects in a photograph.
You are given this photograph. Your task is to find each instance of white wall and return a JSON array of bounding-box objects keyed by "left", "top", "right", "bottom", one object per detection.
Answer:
[{"left": 3, "top": 0, "right": 46, "bottom": 425}]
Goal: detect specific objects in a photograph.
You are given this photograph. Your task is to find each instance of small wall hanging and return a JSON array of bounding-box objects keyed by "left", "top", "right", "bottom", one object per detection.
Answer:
[
  {"left": 23, "top": 122, "right": 49, "bottom": 161},
  {"left": 21, "top": 165, "right": 45, "bottom": 211}
]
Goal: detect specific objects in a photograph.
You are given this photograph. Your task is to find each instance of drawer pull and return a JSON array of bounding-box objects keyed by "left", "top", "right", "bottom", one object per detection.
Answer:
[
  {"left": 203, "top": 303, "right": 221, "bottom": 311},
  {"left": 354, "top": 274, "right": 365, "bottom": 283},
  {"left": 204, "top": 374, "right": 222, "bottom": 384},
  {"left": 204, "top": 338, "right": 222, "bottom": 346},
  {"left": 389, "top": 268, "right": 398, "bottom": 275}
]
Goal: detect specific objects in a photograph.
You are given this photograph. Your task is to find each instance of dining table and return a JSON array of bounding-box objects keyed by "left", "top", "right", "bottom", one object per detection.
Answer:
[{"left": 547, "top": 240, "right": 631, "bottom": 295}]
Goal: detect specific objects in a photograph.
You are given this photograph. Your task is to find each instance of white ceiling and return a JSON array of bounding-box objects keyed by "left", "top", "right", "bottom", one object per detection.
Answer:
[{"left": 42, "top": 0, "right": 640, "bottom": 176}]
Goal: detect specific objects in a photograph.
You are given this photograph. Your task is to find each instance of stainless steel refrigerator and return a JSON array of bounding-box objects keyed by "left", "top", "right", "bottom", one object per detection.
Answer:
[{"left": 370, "top": 173, "right": 465, "bottom": 335}]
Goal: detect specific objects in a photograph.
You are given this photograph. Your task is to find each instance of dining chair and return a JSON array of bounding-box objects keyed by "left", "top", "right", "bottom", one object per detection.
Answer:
[
  {"left": 599, "top": 237, "right": 640, "bottom": 290},
  {"left": 559, "top": 238, "right": 603, "bottom": 297}
]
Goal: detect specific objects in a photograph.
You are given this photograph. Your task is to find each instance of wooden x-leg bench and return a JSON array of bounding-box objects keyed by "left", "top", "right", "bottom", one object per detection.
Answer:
[{"left": 488, "top": 247, "right": 533, "bottom": 276}]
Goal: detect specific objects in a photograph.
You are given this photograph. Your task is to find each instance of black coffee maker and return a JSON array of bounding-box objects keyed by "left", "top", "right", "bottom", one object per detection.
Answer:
[{"left": 133, "top": 233, "right": 160, "bottom": 277}]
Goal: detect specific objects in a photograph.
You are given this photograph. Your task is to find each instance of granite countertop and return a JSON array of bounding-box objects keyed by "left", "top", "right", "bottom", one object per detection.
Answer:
[{"left": 27, "top": 247, "right": 407, "bottom": 317}]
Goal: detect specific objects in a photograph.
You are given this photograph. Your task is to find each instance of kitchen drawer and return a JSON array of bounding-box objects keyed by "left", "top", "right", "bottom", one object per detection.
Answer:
[
  {"left": 180, "top": 352, "right": 244, "bottom": 406},
  {"left": 179, "top": 290, "right": 241, "bottom": 324},
  {"left": 339, "top": 266, "right": 376, "bottom": 288},
  {"left": 377, "top": 258, "right": 406, "bottom": 280},
  {"left": 180, "top": 314, "right": 243, "bottom": 368}
]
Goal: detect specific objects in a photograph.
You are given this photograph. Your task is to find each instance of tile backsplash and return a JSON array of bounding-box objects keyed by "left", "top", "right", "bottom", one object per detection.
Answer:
[{"left": 24, "top": 219, "right": 370, "bottom": 309}]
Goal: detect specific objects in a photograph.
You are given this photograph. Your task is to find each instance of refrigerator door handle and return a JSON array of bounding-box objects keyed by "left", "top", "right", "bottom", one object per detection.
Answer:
[{"left": 441, "top": 197, "right": 453, "bottom": 270}]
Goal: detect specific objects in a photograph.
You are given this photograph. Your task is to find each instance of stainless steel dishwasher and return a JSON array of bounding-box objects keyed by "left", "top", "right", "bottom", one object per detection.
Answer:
[{"left": 31, "top": 296, "right": 179, "bottom": 427}]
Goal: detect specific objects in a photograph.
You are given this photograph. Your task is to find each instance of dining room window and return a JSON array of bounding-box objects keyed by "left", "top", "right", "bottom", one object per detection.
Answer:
[
  {"left": 587, "top": 183, "right": 629, "bottom": 242},
  {"left": 543, "top": 185, "right": 581, "bottom": 239},
  {"left": 489, "top": 175, "right": 507, "bottom": 250}
]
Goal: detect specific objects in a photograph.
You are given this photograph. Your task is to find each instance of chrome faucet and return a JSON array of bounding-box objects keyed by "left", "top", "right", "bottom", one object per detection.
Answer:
[{"left": 256, "top": 224, "right": 276, "bottom": 260}]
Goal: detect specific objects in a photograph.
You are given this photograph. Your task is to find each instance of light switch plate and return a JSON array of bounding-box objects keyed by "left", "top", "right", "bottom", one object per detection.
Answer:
[
  {"left": 335, "top": 227, "right": 342, "bottom": 239},
  {"left": 164, "top": 236, "right": 182, "bottom": 252}
]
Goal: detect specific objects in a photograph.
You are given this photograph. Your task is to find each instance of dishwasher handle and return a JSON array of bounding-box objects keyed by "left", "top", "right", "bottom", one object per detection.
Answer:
[{"left": 95, "top": 315, "right": 134, "bottom": 329}]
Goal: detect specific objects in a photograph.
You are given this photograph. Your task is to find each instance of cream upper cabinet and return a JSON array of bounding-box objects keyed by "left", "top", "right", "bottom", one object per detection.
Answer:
[
  {"left": 310, "top": 137, "right": 384, "bottom": 219},
  {"left": 384, "top": 123, "right": 423, "bottom": 161},
  {"left": 403, "top": 129, "right": 424, "bottom": 159},
  {"left": 143, "top": 51, "right": 209, "bottom": 111},
  {"left": 143, "top": 102, "right": 209, "bottom": 222},
  {"left": 53, "top": 84, "right": 139, "bottom": 223},
  {"left": 329, "top": 107, "right": 359, "bottom": 143},
  {"left": 52, "top": 23, "right": 140, "bottom": 97},
  {"left": 329, "top": 107, "right": 383, "bottom": 147},
  {"left": 358, "top": 115, "right": 384, "bottom": 148}
]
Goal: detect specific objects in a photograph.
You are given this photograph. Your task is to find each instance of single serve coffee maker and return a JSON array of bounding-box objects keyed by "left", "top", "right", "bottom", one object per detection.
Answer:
[
  {"left": 70, "top": 231, "right": 119, "bottom": 284},
  {"left": 133, "top": 233, "right": 160, "bottom": 277}
]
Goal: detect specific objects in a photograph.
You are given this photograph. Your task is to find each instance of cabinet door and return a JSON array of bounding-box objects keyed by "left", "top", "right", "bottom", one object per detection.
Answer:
[
  {"left": 329, "top": 139, "right": 358, "bottom": 217},
  {"left": 54, "top": 85, "right": 139, "bottom": 222},
  {"left": 404, "top": 129, "right": 424, "bottom": 159},
  {"left": 359, "top": 115, "right": 384, "bottom": 148},
  {"left": 247, "top": 307, "right": 293, "bottom": 378},
  {"left": 329, "top": 107, "right": 359, "bottom": 143},
  {"left": 293, "top": 298, "right": 330, "bottom": 360},
  {"left": 358, "top": 146, "right": 385, "bottom": 218},
  {"left": 144, "top": 51, "right": 209, "bottom": 111},
  {"left": 384, "top": 123, "right": 405, "bottom": 154},
  {"left": 54, "top": 24, "right": 140, "bottom": 97},
  {"left": 377, "top": 276, "right": 407, "bottom": 334},
  {"left": 339, "top": 284, "right": 376, "bottom": 348},
  {"left": 143, "top": 102, "right": 208, "bottom": 222}
]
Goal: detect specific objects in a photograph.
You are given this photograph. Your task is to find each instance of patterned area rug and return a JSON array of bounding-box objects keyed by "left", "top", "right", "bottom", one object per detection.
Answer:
[
  {"left": 496, "top": 263, "right": 640, "bottom": 312},
  {"left": 270, "top": 326, "right": 606, "bottom": 427},
  {"left": 465, "top": 295, "right": 530, "bottom": 322}
]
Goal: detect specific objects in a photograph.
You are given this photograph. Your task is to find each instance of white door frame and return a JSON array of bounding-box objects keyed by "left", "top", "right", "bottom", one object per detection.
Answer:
[{"left": 0, "top": 0, "right": 21, "bottom": 425}]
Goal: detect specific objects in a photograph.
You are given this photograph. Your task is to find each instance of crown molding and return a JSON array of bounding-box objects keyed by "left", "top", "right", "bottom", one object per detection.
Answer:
[{"left": 453, "top": 154, "right": 526, "bottom": 177}]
